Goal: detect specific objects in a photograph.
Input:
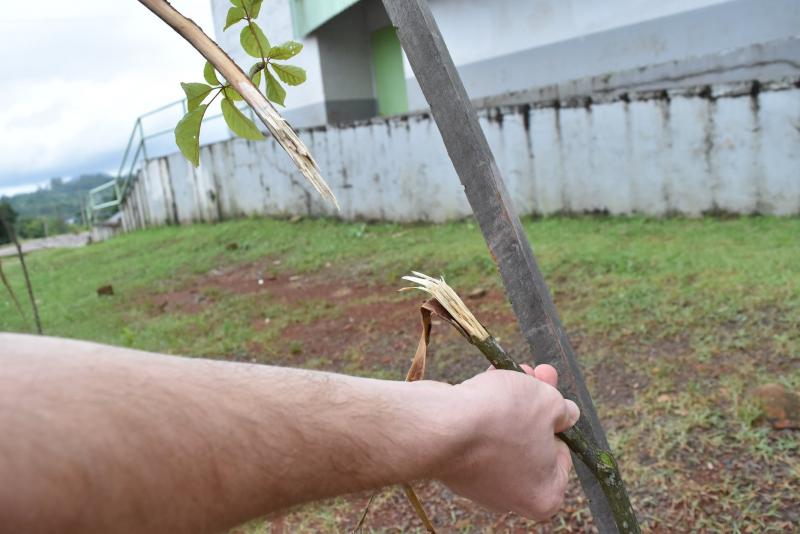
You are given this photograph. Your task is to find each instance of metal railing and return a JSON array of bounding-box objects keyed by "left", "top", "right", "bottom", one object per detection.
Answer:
[
  {"left": 86, "top": 98, "right": 182, "bottom": 224},
  {"left": 86, "top": 97, "right": 257, "bottom": 224}
]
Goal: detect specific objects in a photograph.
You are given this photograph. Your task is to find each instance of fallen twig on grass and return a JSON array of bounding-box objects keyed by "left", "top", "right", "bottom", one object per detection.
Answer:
[{"left": 402, "top": 272, "right": 640, "bottom": 534}]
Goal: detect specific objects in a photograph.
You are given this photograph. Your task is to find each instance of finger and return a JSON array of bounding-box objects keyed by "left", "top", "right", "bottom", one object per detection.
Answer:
[
  {"left": 521, "top": 363, "right": 535, "bottom": 376},
  {"left": 554, "top": 399, "right": 580, "bottom": 433},
  {"left": 533, "top": 364, "right": 558, "bottom": 387},
  {"left": 486, "top": 365, "right": 495, "bottom": 372}
]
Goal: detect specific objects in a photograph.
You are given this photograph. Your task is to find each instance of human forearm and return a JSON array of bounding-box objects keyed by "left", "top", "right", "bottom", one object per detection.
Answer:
[
  {"left": 0, "top": 334, "right": 460, "bottom": 533},
  {"left": 1, "top": 333, "right": 579, "bottom": 532}
]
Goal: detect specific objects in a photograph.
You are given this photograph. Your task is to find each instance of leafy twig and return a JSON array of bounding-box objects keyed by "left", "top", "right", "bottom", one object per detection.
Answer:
[{"left": 138, "top": 0, "right": 339, "bottom": 209}]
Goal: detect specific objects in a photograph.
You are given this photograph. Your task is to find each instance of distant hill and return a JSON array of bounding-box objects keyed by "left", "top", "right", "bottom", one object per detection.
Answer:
[{"left": 2, "top": 174, "right": 112, "bottom": 222}]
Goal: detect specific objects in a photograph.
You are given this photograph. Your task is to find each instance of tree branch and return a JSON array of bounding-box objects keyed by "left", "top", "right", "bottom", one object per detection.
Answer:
[
  {"left": 404, "top": 273, "right": 640, "bottom": 533},
  {"left": 137, "top": 0, "right": 339, "bottom": 210}
]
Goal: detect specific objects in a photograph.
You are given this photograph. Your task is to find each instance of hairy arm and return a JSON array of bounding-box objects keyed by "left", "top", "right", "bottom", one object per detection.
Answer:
[{"left": 0, "top": 333, "right": 578, "bottom": 533}]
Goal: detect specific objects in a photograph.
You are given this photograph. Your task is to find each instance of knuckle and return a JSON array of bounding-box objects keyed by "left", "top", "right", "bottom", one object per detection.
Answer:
[{"left": 545, "top": 383, "right": 564, "bottom": 404}]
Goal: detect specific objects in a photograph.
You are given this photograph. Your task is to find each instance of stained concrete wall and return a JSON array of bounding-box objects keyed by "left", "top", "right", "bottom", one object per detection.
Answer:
[{"left": 119, "top": 75, "right": 800, "bottom": 231}]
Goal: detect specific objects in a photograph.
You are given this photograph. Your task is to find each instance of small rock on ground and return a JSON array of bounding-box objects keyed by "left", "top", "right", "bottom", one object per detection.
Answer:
[{"left": 751, "top": 383, "right": 800, "bottom": 430}]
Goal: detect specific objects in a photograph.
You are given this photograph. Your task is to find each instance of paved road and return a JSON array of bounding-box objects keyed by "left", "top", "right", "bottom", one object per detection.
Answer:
[{"left": 0, "top": 232, "right": 90, "bottom": 258}]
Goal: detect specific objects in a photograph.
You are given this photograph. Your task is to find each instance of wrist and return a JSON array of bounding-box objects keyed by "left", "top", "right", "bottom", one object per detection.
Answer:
[{"left": 401, "top": 379, "right": 481, "bottom": 482}]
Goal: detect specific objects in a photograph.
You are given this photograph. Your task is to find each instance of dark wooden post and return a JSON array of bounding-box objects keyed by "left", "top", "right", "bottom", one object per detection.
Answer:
[{"left": 381, "top": 1, "right": 632, "bottom": 531}]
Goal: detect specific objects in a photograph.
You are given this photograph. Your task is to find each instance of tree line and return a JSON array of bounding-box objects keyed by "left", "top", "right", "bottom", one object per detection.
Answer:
[{"left": 0, "top": 174, "right": 110, "bottom": 244}]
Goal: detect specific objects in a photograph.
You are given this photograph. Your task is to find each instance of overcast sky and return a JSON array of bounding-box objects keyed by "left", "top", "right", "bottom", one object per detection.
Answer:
[{"left": 0, "top": 1, "right": 216, "bottom": 196}]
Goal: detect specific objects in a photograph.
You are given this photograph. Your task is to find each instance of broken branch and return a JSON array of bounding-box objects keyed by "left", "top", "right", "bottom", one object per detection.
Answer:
[
  {"left": 403, "top": 272, "right": 640, "bottom": 534},
  {"left": 138, "top": 0, "right": 339, "bottom": 210}
]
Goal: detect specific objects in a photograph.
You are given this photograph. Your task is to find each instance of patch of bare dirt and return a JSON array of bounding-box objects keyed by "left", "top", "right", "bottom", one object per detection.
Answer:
[
  {"left": 143, "top": 262, "right": 376, "bottom": 314},
  {"left": 141, "top": 262, "right": 798, "bottom": 532}
]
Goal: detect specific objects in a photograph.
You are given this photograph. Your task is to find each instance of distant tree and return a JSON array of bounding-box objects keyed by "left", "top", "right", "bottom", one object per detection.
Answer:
[
  {"left": 47, "top": 217, "right": 70, "bottom": 235},
  {"left": 4, "top": 174, "right": 110, "bottom": 232},
  {"left": 0, "top": 201, "right": 18, "bottom": 244},
  {"left": 16, "top": 218, "right": 45, "bottom": 239}
]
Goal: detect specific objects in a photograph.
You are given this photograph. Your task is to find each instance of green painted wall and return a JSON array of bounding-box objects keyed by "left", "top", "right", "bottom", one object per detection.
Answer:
[
  {"left": 370, "top": 26, "right": 408, "bottom": 116},
  {"left": 289, "top": 0, "right": 360, "bottom": 37}
]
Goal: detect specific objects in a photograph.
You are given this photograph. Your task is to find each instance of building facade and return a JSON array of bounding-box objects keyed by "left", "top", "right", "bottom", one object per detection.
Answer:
[
  {"left": 106, "top": 0, "right": 800, "bottom": 233},
  {"left": 210, "top": 0, "right": 800, "bottom": 126}
]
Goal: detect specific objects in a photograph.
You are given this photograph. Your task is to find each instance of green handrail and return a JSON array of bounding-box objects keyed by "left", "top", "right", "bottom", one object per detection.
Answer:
[{"left": 86, "top": 99, "right": 261, "bottom": 225}]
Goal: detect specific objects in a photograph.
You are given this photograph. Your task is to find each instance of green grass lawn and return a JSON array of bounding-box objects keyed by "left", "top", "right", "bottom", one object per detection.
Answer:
[{"left": 1, "top": 215, "right": 798, "bottom": 532}]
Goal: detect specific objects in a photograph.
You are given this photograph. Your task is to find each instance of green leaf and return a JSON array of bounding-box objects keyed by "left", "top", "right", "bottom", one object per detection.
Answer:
[
  {"left": 268, "top": 41, "right": 303, "bottom": 60},
  {"left": 222, "top": 86, "right": 243, "bottom": 102},
  {"left": 251, "top": 69, "right": 262, "bottom": 89},
  {"left": 265, "top": 70, "right": 286, "bottom": 106},
  {"left": 248, "top": 61, "right": 266, "bottom": 79},
  {"left": 230, "top": 0, "right": 243, "bottom": 7},
  {"left": 270, "top": 63, "right": 306, "bottom": 86},
  {"left": 240, "top": 22, "right": 270, "bottom": 58},
  {"left": 221, "top": 98, "right": 264, "bottom": 141},
  {"left": 175, "top": 104, "right": 208, "bottom": 167},
  {"left": 224, "top": 6, "right": 246, "bottom": 30},
  {"left": 244, "top": 0, "right": 263, "bottom": 18},
  {"left": 203, "top": 62, "right": 221, "bottom": 85},
  {"left": 180, "top": 82, "right": 213, "bottom": 111}
]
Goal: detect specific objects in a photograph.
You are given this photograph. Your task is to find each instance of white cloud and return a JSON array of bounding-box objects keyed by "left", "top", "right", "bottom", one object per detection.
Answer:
[{"left": 0, "top": 0, "right": 217, "bottom": 193}]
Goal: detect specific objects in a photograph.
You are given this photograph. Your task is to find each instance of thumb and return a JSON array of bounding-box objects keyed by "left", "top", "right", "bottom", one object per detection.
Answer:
[{"left": 554, "top": 399, "right": 580, "bottom": 433}]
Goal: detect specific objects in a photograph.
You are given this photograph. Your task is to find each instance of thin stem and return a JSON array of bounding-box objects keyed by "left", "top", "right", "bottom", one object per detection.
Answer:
[
  {"left": 240, "top": 4, "right": 270, "bottom": 100},
  {"left": 0, "top": 257, "right": 26, "bottom": 320},
  {"left": 242, "top": 5, "right": 268, "bottom": 68},
  {"left": 351, "top": 492, "right": 376, "bottom": 533},
  {"left": 208, "top": 86, "right": 224, "bottom": 106},
  {"left": 1, "top": 218, "right": 42, "bottom": 334},
  {"left": 402, "top": 483, "right": 436, "bottom": 533},
  {"left": 249, "top": 61, "right": 268, "bottom": 94}
]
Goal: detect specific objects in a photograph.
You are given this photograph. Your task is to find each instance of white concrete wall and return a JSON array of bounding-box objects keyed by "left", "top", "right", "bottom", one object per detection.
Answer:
[
  {"left": 423, "top": 0, "right": 729, "bottom": 67},
  {"left": 211, "top": 0, "right": 800, "bottom": 126},
  {"left": 405, "top": 0, "right": 800, "bottom": 109},
  {"left": 119, "top": 78, "right": 800, "bottom": 232}
]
